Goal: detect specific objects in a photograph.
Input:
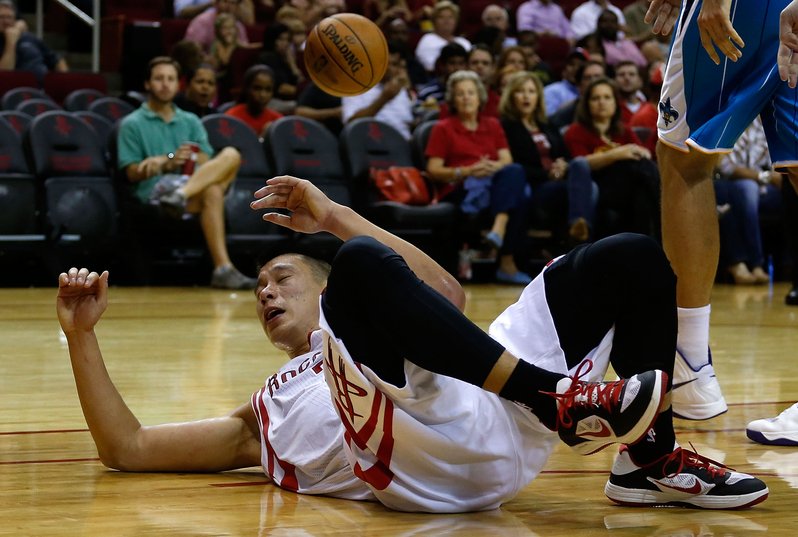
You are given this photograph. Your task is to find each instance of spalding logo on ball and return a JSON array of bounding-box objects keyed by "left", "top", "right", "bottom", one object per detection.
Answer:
[{"left": 305, "top": 13, "right": 389, "bottom": 97}]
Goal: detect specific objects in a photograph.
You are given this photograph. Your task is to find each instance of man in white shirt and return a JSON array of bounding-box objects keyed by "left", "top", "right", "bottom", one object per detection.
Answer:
[
  {"left": 414, "top": 0, "right": 471, "bottom": 73},
  {"left": 342, "top": 44, "right": 415, "bottom": 140},
  {"left": 570, "top": 0, "right": 625, "bottom": 40}
]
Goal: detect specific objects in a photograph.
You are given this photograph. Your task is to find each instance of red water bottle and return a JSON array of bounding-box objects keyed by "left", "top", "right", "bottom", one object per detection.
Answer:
[{"left": 182, "top": 142, "right": 200, "bottom": 176}]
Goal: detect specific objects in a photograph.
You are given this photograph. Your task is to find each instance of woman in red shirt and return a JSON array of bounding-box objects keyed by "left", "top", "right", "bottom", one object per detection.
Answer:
[
  {"left": 564, "top": 77, "right": 660, "bottom": 239},
  {"left": 225, "top": 65, "right": 284, "bottom": 140},
  {"left": 425, "top": 70, "right": 532, "bottom": 285}
]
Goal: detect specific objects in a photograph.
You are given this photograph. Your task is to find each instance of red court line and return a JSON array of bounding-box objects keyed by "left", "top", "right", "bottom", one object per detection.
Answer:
[
  {"left": 210, "top": 481, "right": 272, "bottom": 488},
  {"left": 0, "top": 428, "right": 89, "bottom": 436},
  {"left": 0, "top": 457, "right": 100, "bottom": 465}
]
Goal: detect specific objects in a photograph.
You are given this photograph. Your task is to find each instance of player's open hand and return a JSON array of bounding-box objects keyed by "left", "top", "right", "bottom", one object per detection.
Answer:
[
  {"left": 697, "top": 0, "right": 744, "bottom": 64},
  {"left": 56, "top": 268, "right": 109, "bottom": 334},
  {"left": 779, "top": 0, "right": 798, "bottom": 88},
  {"left": 645, "top": 0, "right": 681, "bottom": 35},
  {"left": 251, "top": 175, "right": 338, "bottom": 235}
]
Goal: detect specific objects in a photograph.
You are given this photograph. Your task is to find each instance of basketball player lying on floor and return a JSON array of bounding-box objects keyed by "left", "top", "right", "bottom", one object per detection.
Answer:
[{"left": 57, "top": 175, "right": 768, "bottom": 512}]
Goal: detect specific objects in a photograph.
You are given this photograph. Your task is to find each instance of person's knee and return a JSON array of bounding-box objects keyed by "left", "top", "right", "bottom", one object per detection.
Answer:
[
  {"left": 217, "top": 146, "right": 242, "bottom": 169},
  {"left": 331, "top": 236, "right": 391, "bottom": 280}
]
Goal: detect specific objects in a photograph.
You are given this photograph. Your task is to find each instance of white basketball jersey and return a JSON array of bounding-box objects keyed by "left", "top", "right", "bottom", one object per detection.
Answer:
[{"left": 250, "top": 331, "right": 374, "bottom": 501}]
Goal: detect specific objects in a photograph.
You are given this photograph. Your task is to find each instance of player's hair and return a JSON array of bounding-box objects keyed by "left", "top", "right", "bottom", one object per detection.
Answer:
[
  {"left": 499, "top": 70, "right": 547, "bottom": 125},
  {"left": 445, "top": 69, "right": 487, "bottom": 112},
  {"left": 146, "top": 56, "right": 181, "bottom": 80},
  {"left": 575, "top": 77, "right": 624, "bottom": 138},
  {"left": 298, "top": 255, "right": 332, "bottom": 283}
]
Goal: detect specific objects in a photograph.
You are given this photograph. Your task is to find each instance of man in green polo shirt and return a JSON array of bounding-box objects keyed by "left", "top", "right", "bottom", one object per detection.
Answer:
[{"left": 117, "top": 55, "right": 256, "bottom": 289}]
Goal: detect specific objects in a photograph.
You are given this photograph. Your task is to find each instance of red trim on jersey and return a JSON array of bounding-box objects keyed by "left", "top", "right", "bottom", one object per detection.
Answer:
[{"left": 251, "top": 387, "right": 299, "bottom": 492}]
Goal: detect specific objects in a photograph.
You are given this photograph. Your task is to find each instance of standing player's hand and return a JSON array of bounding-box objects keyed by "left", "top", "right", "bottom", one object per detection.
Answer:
[
  {"left": 251, "top": 175, "right": 338, "bottom": 235},
  {"left": 56, "top": 268, "right": 109, "bottom": 334},
  {"left": 778, "top": 0, "right": 798, "bottom": 88},
  {"left": 697, "top": 0, "right": 744, "bottom": 64},
  {"left": 645, "top": 0, "right": 681, "bottom": 36}
]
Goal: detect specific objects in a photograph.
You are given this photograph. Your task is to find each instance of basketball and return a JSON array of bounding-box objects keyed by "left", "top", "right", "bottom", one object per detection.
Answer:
[{"left": 304, "top": 13, "right": 388, "bottom": 97}]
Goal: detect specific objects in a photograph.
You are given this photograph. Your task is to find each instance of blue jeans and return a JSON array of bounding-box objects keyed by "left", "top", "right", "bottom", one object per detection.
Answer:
[
  {"left": 532, "top": 157, "right": 598, "bottom": 235},
  {"left": 716, "top": 179, "right": 782, "bottom": 268}
]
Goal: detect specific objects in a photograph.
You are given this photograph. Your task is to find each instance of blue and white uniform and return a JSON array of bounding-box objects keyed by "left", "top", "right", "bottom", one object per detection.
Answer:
[{"left": 658, "top": 0, "right": 798, "bottom": 170}]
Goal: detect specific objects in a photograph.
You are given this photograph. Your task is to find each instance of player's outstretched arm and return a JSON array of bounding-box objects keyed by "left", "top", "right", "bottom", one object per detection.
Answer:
[
  {"left": 251, "top": 175, "right": 466, "bottom": 311},
  {"left": 779, "top": 0, "right": 798, "bottom": 88},
  {"left": 57, "top": 269, "right": 262, "bottom": 473}
]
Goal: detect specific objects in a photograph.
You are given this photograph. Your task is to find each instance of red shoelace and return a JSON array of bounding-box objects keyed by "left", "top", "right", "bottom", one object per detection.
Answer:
[
  {"left": 542, "top": 360, "right": 624, "bottom": 430},
  {"left": 646, "top": 443, "right": 729, "bottom": 480}
]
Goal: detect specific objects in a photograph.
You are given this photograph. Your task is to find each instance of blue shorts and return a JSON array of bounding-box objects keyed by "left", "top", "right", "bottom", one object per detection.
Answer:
[{"left": 658, "top": 0, "right": 798, "bottom": 170}]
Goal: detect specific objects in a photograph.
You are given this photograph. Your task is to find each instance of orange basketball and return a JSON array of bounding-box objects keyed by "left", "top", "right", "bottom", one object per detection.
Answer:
[{"left": 304, "top": 13, "right": 389, "bottom": 97}]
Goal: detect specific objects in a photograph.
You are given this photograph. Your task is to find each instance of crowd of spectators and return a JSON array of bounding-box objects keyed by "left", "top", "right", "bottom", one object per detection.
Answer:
[{"left": 1, "top": 0, "right": 790, "bottom": 288}]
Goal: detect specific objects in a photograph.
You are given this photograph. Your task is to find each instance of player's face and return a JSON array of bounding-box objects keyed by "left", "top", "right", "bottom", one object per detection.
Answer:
[
  {"left": 145, "top": 63, "right": 179, "bottom": 104},
  {"left": 255, "top": 255, "right": 325, "bottom": 358},
  {"left": 453, "top": 79, "right": 480, "bottom": 118},
  {"left": 186, "top": 67, "right": 217, "bottom": 107},
  {"left": 248, "top": 73, "right": 274, "bottom": 108},
  {"left": 588, "top": 83, "right": 617, "bottom": 122},
  {"left": 512, "top": 78, "right": 539, "bottom": 120},
  {"left": 468, "top": 50, "right": 494, "bottom": 83}
]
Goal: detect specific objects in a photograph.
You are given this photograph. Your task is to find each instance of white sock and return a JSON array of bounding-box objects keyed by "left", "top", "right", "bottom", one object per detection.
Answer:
[{"left": 676, "top": 305, "right": 711, "bottom": 370}]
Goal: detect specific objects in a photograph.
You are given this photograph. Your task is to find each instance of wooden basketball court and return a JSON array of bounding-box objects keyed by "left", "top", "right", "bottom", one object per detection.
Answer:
[{"left": 2, "top": 281, "right": 797, "bottom": 535}]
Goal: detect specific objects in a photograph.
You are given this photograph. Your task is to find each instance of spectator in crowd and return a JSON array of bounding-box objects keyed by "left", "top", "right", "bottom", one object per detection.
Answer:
[
  {"left": 383, "top": 17, "right": 428, "bottom": 87},
  {"left": 258, "top": 22, "right": 305, "bottom": 113},
  {"left": 592, "top": 9, "right": 646, "bottom": 68},
  {"left": 426, "top": 70, "right": 532, "bottom": 285},
  {"left": 295, "top": 81, "right": 342, "bottom": 135},
  {"left": 784, "top": 183, "right": 798, "bottom": 305},
  {"left": 439, "top": 44, "right": 499, "bottom": 119},
  {"left": 0, "top": 0, "right": 68, "bottom": 81},
  {"left": 622, "top": 0, "right": 669, "bottom": 63},
  {"left": 208, "top": 13, "right": 243, "bottom": 78},
  {"left": 225, "top": 64, "right": 283, "bottom": 139},
  {"left": 171, "top": 39, "right": 205, "bottom": 82},
  {"left": 516, "top": 0, "right": 574, "bottom": 43},
  {"left": 185, "top": 0, "right": 250, "bottom": 52},
  {"left": 414, "top": 1, "right": 471, "bottom": 73},
  {"left": 176, "top": 0, "right": 256, "bottom": 24},
  {"left": 416, "top": 41, "right": 467, "bottom": 110},
  {"left": 715, "top": 118, "right": 782, "bottom": 285},
  {"left": 342, "top": 42, "right": 415, "bottom": 140},
  {"left": 517, "top": 30, "right": 553, "bottom": 86},
  {"left": 543, "top": 48, "right": 588, "bottom": 116},
  {"left": 174, "top": 63, "right": 219, "bottom": 117},
  {"left": 570, "top": 0, "right": 625, "bottom": 41},
  {"left": 614, "top": 60, "right": 656, "bottom": 153},
  {"left": 117, "top": 56, "right": 254, "bottom": 290},
  {"left": 480, "top": 4, "right": 517, "bottom": 48},
  {"left": 548, "top": 59, "right": 605, "bottom": 131},
  {"left": 500, "top": 70, "right": 596, "bottom": 243},
  {"left": 495, "top": 64, "right": 522, "bottom": 95},
  {"left": 363, "top": 0, "right": 412, "bottom": 28},
  {"left": 174, "top": 0, "right": 213, "bottom": 18},
  {"left": 496, "top": 45, "right": 529, "bottom": 73},
  {"left": 564, "top": 77, "right": 659, "bottom": 239}
]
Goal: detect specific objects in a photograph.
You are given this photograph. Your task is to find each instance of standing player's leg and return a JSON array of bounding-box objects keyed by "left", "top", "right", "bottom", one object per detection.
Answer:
[
  {"left": 658, "top": 144, "right": 728, "bottom": 420},
  {"left": 321, "top": 236, "right": 666, "bottom": 450}
]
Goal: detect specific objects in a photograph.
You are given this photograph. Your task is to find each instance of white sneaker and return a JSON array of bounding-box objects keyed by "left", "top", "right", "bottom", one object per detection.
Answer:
[
  {"left": 746, "top": 403, "right": 798, "bottom": 446},
  {"left": 671, "top": 349, "right": 728, "bottom": 420}
]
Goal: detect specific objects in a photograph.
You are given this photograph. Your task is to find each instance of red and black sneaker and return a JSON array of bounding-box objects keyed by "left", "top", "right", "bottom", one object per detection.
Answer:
[
  {"left": 544, "top": 361, "right": 668, "bottom": 455},
  {"left": 605, "top": 444, "right": 769, "bottom": 509}
]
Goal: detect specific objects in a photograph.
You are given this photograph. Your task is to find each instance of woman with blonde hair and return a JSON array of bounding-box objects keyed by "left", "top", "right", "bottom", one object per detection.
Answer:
[
  {"left": 426, "top": 70, "right": 532, "bottom": 284},
  {"left": 500, "top": 70, "right": 596, "bottom": 242}
]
